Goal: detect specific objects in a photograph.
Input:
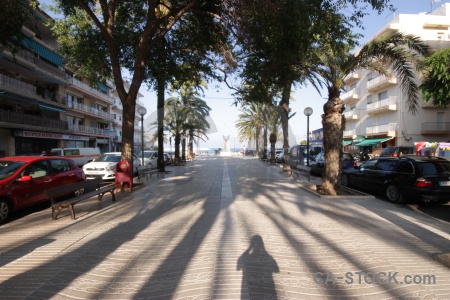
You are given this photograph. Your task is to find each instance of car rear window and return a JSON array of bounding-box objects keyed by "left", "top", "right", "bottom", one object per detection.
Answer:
[{"left": 415, "top": 161, "right": 450, "bottom": 176}]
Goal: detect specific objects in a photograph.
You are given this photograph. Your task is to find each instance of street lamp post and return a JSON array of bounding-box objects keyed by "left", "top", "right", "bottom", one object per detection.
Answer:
[
  {"left": 303, "top": 107, "right": 313, "bottom": 166},
  {"left": 137, "top": 106, "right": 147, "bottom": 166}
]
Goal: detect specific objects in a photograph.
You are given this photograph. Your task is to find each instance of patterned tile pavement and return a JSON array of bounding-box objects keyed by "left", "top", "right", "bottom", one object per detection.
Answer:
[{"left": 1, "top": 156, "right": 450, "bottom": 299}]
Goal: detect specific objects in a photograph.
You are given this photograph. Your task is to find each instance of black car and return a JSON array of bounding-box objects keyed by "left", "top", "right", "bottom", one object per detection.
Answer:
[
  {"left": 341, "top": 156, "right": 450, "bottom": 203},
  {"left": 310, "top": 152, "right": 356, "bottom": 176}
]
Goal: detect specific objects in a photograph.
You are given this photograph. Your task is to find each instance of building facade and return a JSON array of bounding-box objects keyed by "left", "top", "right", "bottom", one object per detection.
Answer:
[
  {"left": 0, "top": 6, "right": 146, "bottom": 157},
  {"left": 342, "top": 4, "right": 450, "bottom": 155}
]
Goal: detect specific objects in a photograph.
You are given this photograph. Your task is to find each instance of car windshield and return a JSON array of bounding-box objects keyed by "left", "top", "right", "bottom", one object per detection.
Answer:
[
  {"left": 416, "top": 161, "right": 450, "bottom": 176},
  {"left": 0, "top": 161, "right": 26, "bottom": 180},
  {"left": 94, "top": 154, "right": 121, "bottom": 162}
]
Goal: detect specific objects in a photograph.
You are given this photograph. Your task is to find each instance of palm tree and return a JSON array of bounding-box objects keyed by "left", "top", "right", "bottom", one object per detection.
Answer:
[
  {"left": 164, "top": 96, "right": 186, "bottom": 166},
  {"left": 176, "top": 82, "right": 211, "bottom": 160},
  {"left": 236, "top": 103, "right": 266, "bottom": 158},
  {"left": 312, "top": 32, "right": 430, "bottom": 195}
]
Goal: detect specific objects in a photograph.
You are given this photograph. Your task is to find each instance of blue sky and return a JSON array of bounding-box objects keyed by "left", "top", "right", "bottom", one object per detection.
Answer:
[
  {"left": 181, "top": 0, "right": 450, "bottom": 149},
  {"left": 40, "top": 0, "right": 450, "bottom": 149}
]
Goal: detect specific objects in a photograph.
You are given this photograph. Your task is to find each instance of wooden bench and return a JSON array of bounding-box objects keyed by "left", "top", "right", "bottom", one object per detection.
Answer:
[
  {"left": 137, "top": 165, "right": 160, "bottom": 181},
  {"left": 45, "top": 178, "right": 116, "bottom": 220},
  {"left": 290, "top": 165, "right": 311, "bottom": 181}
]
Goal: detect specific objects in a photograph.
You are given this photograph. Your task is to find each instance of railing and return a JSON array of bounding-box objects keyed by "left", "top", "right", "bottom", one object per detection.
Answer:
[
  {"left": 341, "top": 89, "right": 361, "bottom": 101},
  {"left": 367, "top": 96, "right": 398, "bottom": 112},
  {"left": 0, "top": 110, "right": 68, "bottom": 130},
  {"left": 343, "top": 71, "right": 361, "bottom": 83},
  {"left": 421, "top": 122, "right": 450, "bottom": 132},
  {"left": 70, "top": 102, "right": 114, "bottom": 119},
  {"left": 343, "top": 109, "right": 359, "bottom": 119},
  {"left": 366, "top": 123, "right": 397, "bottom": 134},
  {"left": 0, "top": 74, "right": 66, "bottom": 105},
  {"left": 343, "top": 129, "right": 356, "bottom": 137},
  {"left": 367, "top": 75, "right": 397, "bottom": 90},
  {"left": 68, "top": 125, "right": 116, "bottom": 137},
  {"left": 67, "top": 77, "right": 114, "bottom": 104},
  {"left": 1, "top": 50, "right": 65, "bottom": 80}
]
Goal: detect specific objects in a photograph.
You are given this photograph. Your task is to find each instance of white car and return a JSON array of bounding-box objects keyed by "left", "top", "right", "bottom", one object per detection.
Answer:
[
  {"left": 140, "top": 150, "right": 158, "bottom": 167},
  {"left": 83, "top": 152, "right": 141, "bottom": 180}
]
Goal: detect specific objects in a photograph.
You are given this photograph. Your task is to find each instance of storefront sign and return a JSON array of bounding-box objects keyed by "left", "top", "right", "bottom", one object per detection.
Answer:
[{"left": 15, "top": 130, "right": 89, "bottom": 141}]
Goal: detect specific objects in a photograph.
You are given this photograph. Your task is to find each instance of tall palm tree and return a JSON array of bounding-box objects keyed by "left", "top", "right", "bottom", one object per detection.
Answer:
[
  {"left": 176, "top": 82, "right": 211, "bottom": 160},
  {"left": 164, "top": 96, "right": 186, "bottom": 166},
  {"left": 312, "top": 32, "right": 430, "bottom": 195},
  {"left": 236, "top": 102, "right": 266, "bottom": 157}
]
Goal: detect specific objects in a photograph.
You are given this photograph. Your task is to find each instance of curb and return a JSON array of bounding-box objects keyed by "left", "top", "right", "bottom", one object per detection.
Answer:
[{"left": 298, "top": 184, "right": 376, "bottom": 199}]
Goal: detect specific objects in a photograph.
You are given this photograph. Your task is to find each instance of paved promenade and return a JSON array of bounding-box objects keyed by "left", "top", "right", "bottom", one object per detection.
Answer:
[{"left": 1, "top": 156, "right": 450, "bottom": 299}]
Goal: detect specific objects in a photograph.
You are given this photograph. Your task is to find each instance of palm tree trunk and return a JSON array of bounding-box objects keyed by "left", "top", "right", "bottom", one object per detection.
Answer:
[
  {"left": 270, "top": 133, "right": 276, "bottom": 163},
  {"left": 181, "top": 131, "right": 186, "bottom": 161},
  {"left": 188, "top": 129, "right": 194, "bottom": 160},
  {"left": 157, "top": 79, "right": 166, "bottom": 172},
  {"left": 174, "top": 133, "right": 181, "bottom": 166},
  {"left": 317, "top": 89, "right": 345, "bottom": 196},
  {"left": 262, "top": 126, "right": 268, "bottom": 159},
  {"left": 280, "top": 78, "right": 292, "bottom": 172}
]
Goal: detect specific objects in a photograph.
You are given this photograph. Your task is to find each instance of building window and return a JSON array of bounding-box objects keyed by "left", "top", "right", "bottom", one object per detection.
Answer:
[
  {"left": 66, "top": 94, "right": 73, "bottom": 108},
  {"left": 378, "top": 91, "right": 388, "bottom": 101},
  {"left": 367, "top": 95, "right": 372, "bottom": 104}
]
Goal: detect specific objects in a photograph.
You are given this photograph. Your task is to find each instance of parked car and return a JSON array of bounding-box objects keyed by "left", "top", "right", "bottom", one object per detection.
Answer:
[
  {"left": 275, "top": 151, "right": 285, "bottom": 163},
  {"left": 288, "top": 145, "right": 322, "bottom": 169},
  {"left": 0, "top": 156, "right": 86, "bottom": 223},
  {"left": 341, "top": 156, "right": 450, "bottom": 203},
  {"left": 310, "top": 152, "right": 356, "bottom": 176},
  {"left": 379, "top": 146, "right": 415, "bottom": 157},
  {"left": 164, "top": 153, "right": 173, "bottom": 165},
  {"left": 140, "top": 150, "right": 158, "bottom": 167},
  {"left": 83, "top": 152, "right": 141, "bottom": 180},
  {"left": 50, "top": 147, "right": 101, "bottom": 167}
]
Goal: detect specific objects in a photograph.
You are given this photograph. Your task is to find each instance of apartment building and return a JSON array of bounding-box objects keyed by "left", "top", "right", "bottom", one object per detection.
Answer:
[
  {"left": 110, "top": 84, "right": 147, "bottom": 153},
  {"left": 0, "top": 5, "right": 146, "bottom": 157},
  {"left": 342, "top": 3, "right": 450, "bottom": 154}
]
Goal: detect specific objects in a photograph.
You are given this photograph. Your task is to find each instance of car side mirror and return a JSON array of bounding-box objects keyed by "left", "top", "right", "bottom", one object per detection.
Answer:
[{"left": 17, "top": 175, "right": 33, "bottom": 182}]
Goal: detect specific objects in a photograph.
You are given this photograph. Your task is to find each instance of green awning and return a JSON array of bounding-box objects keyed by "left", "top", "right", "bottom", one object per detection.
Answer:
[
  {"left": 343, "top": 140, "right": 352, "bottom": 146},
  {"left": 352, "top": 135, "right": 365, "bottom": 143},
  {"left": 355, "top": 137, "right": 392, "bottom": 147},
  {"left": 97, "top": 82, "right": 109, "bottom": 93},
  {"left": 22, "top": 37, "right": 64, "bottom": 67}
]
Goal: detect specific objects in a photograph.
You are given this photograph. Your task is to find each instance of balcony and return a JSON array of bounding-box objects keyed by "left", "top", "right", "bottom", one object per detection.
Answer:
[
  {"left": 343, "top": 71, "right": 361, "bottom": 85},
  {"left": 367, "top": 75, "right": 397, "bottom": 92},
  {"left": 68, "top": 125, "right": 116, "bottom": 137},
  {"left": 343, "top": 109, "right": 360, "bottom": 120},
  {"left": 366, "top": 123, "right": 397, "bottom": 136},
  {"left": 0, "top": 74, "right": 67, "bottom": 109},
  {"left": 0, "top": 110, "right": 68, "bottom": 130},
  {"left": 341, "top": 89, "right": 361, "bottom": 104},
  {"left": 68, "top": 102, "right": 114, "bottom": 120},
  {"left": 67, "top": 77, "right": 114, "bottom": 104},
  {"left": 367, "top": 96, "right": 398, "bottom": 114},
  {"left": 421, "top": 122, "right": 450, "bottom": 135},
  {"left": 343, "top": 129, "right": 356, "bottom": 139}
]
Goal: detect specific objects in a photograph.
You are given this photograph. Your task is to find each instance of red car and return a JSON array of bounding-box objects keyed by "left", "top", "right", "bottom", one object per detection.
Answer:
[{"left": 0, "top": 156, "right": 86, "bottom": 223}]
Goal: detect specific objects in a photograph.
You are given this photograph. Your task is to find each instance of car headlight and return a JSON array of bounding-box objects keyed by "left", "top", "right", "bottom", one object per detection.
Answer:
[{"left": 108, "top": 165, "right": 115, "bottom": 170}]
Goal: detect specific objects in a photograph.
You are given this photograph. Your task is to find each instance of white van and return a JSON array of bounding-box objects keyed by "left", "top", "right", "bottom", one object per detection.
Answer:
[{"left": 50, "top": 147, "right": 101, "bottom": 167}]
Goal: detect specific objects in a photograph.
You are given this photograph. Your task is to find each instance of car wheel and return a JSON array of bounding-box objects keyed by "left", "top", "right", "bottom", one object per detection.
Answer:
[
  {"left": 385, "top": 184, "right": 403, "bottom": 203},
  {"left": 341, "top": 174, "right": 350, "bottom": 187},
  {"left": 0, "top": 199, "right": 11, "bottom": 223}
]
